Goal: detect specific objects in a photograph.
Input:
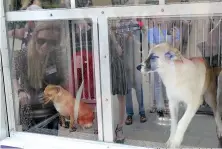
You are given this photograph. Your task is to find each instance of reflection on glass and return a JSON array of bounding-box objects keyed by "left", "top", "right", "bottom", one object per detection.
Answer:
[
  {"left": 166, "top": 0, "right": 222, "bottom": 4},
  {"left": 109, "top": 19, "right": 148, "bottom": 144},
  {"left": 6, "top": 0, "right": 159, "bottom": 10},
  {"left": 77, "top": 0, "right": 158, "bottom": 7},
  {"left": 108, "top": 17, "right": 222, "bottom": 148},
  {"left": 8, "top": 20, "right": 98, "bottom": 139},
  {"left": 11, "top": 21, "right": 64, "bottom": 134},
  {"left": 7, "top": 0, "right": 69, "bottom": 11}
]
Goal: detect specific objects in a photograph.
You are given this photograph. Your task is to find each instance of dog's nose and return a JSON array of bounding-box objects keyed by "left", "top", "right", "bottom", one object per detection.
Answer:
[{"left": 137, "top": 64, "right": 142, "bottom": 71}]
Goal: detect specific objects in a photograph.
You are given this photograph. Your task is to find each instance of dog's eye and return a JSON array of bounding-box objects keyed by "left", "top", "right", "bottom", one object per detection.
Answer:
[
  {"left": 150, "top": 54, "right": 159, "bottom": 60},
  {"left": 165, "top": 51, "right": 174, "bottom": 59}
]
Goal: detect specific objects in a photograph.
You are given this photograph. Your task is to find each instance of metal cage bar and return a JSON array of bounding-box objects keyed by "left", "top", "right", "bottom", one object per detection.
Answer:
[
  {"left": 71, "top": 0, "right": 76, "bottom": 8},
  {"left": 2, "top": 10, "right": 103, "bottom": 142}
]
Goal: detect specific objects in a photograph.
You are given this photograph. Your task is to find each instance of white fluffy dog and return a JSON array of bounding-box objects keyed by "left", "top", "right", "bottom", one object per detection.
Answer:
[{"left": 137, "top": 42, "right": 222, "bottom": 148}]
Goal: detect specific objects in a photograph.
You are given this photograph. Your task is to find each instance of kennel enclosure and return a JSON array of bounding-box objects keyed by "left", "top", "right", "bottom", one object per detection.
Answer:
[{"left": 2, "top": 0, "right": 222, "bottom": 148}]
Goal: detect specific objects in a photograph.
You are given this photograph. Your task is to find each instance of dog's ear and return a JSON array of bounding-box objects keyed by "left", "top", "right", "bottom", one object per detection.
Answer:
[
  {"left": 48, "top": 85, "right": 61, "bottom": 94},
  {"left": 55, "top": 86, "right": 61, "bottom": 94}
]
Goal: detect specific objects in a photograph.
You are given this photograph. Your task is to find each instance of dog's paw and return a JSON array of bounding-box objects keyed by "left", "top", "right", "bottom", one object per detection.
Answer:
[
  {"left": 84, "top": 123, "right": 93, "bottom": 129},
  {"left": 217, "top": 126, "right": 222, "bottom": 138},
  {"left": 166, "top": 139, "right": 180, "bottom": 148},
  {"left": 69, "top": 127, "right": 77, "bottom": 132},
  {"left": 94, "top": 129, "right": 98, "bottom": 134}
]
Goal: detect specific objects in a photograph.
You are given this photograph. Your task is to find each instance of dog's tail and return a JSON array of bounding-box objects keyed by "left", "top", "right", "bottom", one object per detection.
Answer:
[{"left": 213, "top": 67, "right": 222, "bottom": 76}]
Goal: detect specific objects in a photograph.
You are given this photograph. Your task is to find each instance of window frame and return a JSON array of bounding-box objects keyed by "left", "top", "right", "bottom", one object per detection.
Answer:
[
  {"left": 2, "top": 0, "right": 222, "bottom": 148},
  {"left": 0, "top": 40, "right": 9, "bottom": 141}
]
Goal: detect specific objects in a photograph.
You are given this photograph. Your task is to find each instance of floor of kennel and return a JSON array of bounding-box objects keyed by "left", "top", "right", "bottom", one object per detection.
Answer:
[
  {"left": 55, "top": 104, "right": 219, "bottom": 149},
  {"left": 16, "top": 80, "right": 220, "bottom": 148},
  {"left": 17, "top": 103, "right": 220, "bottom": 148}
]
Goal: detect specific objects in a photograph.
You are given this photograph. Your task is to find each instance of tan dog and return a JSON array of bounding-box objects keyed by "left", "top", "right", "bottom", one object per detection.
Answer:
[
  {"left": 137, "top": 42, "right": 222, "bottom": 148},
  {"left": 43, "top": 84, "right": 94, "bottom": 132}
]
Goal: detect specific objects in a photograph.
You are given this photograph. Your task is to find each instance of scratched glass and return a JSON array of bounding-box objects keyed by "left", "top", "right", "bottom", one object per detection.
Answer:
[
  {"left": 7, "top": 19, "right": 99, "bottom": 140},
  {"left": 107, "top": 17, "right": 222, "bottom": 148}
]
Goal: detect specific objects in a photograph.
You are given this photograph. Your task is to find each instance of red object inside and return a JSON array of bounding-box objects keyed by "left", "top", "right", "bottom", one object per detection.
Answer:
[
  {"left": 71, "top": 50, "right": 95, "bottom": 100},
  {"left": 136, "top": 19, "right": 144, "bottom": 27}
]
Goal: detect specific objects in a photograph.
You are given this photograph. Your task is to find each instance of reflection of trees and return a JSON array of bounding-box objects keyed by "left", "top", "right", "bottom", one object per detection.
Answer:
[
  {"left": 8, "top": 0, "right": 63, "bottom": 31},
  {"left": 8, "top": 22, "right": 26, "bottom": 30},
  {"left": 10, "top": 0, "right": 61, "bottom": 10},
  {"left": 41, "top": 0, "right": 61, "bottom": 8},
  {"left": 76, "top": 0, "right": 159, "bottom": 7},
  {"left": 11, "top": 0, "right": 22, "bottom": 10},
  {"left": 76, "top": 0, "right": 93, "bottom": 7},
  {"left": 111, "top": 0, "right": 158, "bottom": 5}
]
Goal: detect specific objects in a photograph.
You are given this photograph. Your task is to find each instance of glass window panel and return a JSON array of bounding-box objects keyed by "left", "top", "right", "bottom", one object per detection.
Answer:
[
  {"left": 107, "top": 16, "right": 222, "bottom": 148},
  {"left": 7, "top": 19, "right": 99, "bottom": 141}
]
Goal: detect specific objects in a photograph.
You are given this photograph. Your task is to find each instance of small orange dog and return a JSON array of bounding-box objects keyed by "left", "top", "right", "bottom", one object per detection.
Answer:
[{"left": 43, "top": 84, "right": 94, "bottom": 132}]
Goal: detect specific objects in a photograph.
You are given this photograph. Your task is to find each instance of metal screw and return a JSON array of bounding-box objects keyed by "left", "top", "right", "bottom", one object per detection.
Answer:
[
  {"left": 106, "top": 98, "right": 108, "bottom": 101},
  {"left": 104, "top": 56, "right": 106, "bottom": 58},
  {"left": 161, "top": 8, "right": 164, "bottom": 12},
  {"left": 101, "top": 11, "right": 104, "bottom": 14},
  {"left": 50, "top": 13, "right": 53, "bottom": 16}
]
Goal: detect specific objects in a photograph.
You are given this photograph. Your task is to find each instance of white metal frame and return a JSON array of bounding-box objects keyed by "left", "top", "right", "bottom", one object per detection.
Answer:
[
  {"left": 0, "top": 28, "right": 9, "bottom": 140},
  {"left": 71, "top": 0, "right": 76, "bottom": 8},
  {"left": 97, "top": 1, "right": 222, "bottom": 143},
  {"left": 0, "top": 0, "right": 8, "bottom": 140},
  {"left": 98, "top": 14, "right": 114, "bottom": 142},
  {"left": 0, "top": 132, "right": 146, "bottom": 149},
  {"left": 1, "top": 0, "right": 105, "bottom": 142},
  {"left": 2, "top": 0, "right": 222, "bottom": 148}
]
